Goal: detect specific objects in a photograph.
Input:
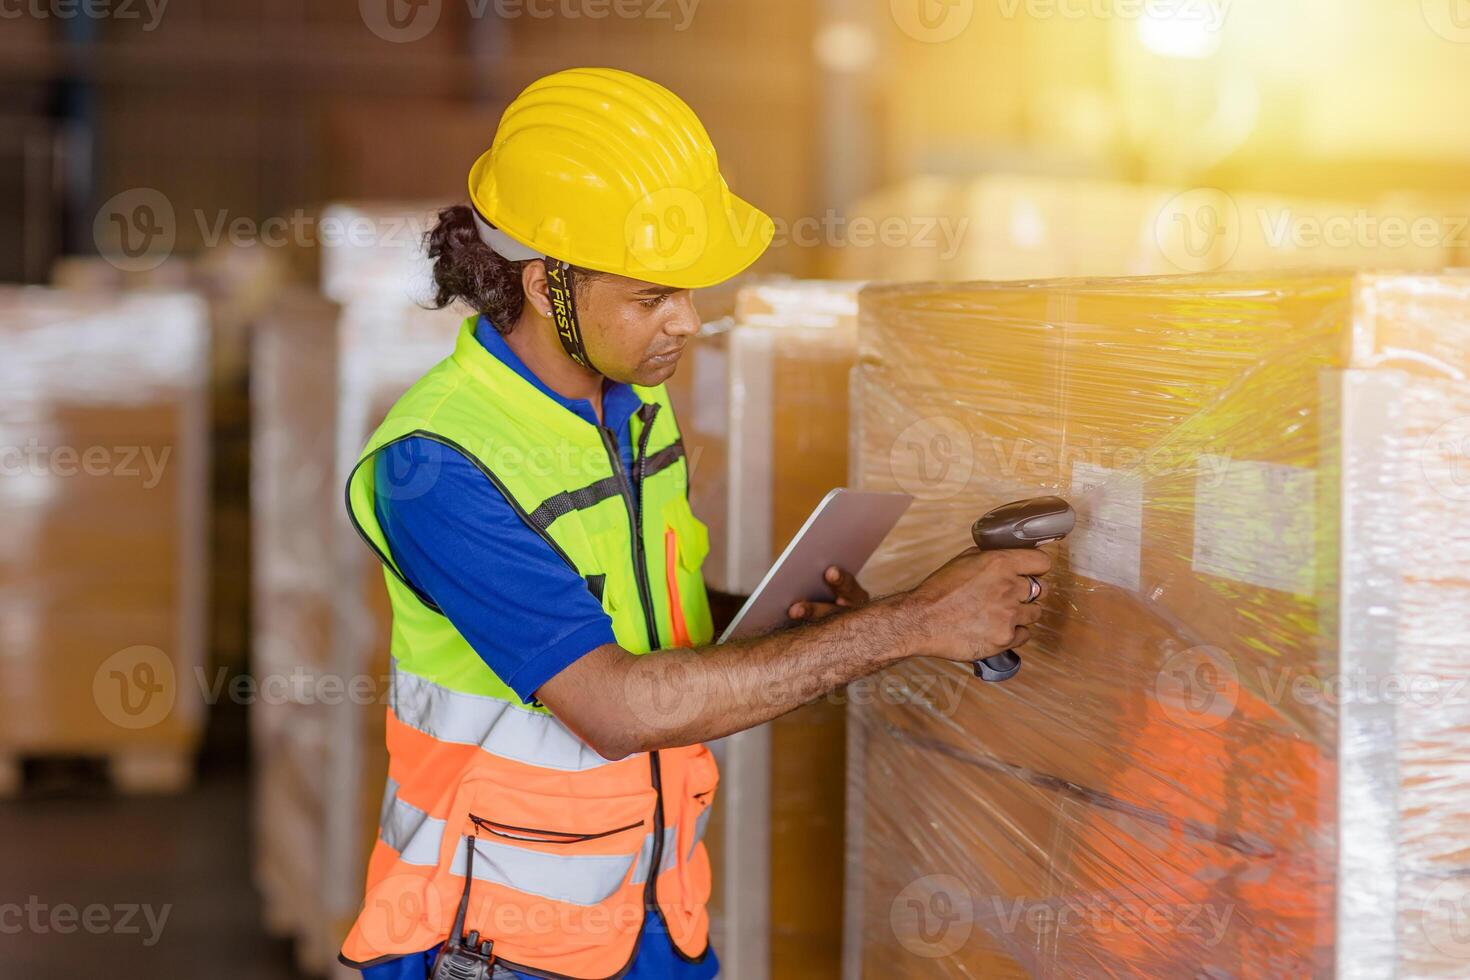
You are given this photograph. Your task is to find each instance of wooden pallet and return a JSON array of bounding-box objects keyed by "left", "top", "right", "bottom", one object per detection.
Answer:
[{"left": 0, "top": 750, "right": 194, "bottom": 799}]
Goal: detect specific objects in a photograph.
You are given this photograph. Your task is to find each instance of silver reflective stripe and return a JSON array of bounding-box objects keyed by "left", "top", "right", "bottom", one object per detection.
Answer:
[
  {"left": 390, "top": 663, "right": 615, "bottom": 772},
  {"left": 630, "top": 827, "right": 680, "bottom": 885},
  {"left": 688, "top": 807, "right": 711, "bottom": 862},
  {"left": 380, "top": 782, "right": 648, "bottom": 905},
  {"left": 451, "top": 835, "right": 636, "bottom": 907},
  {"left": 380, "top": 783, "right": 446, "bottom": 867}
]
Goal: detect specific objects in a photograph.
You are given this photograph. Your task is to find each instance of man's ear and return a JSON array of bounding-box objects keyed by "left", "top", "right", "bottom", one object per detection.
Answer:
[{"left": 521, "top": 260, "right": 552, "bottom": 318}]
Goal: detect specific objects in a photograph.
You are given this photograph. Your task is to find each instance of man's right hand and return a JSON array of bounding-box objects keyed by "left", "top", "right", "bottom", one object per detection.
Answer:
[{"left": 897, "top": 547, "right": 1054, "bottom": 663}]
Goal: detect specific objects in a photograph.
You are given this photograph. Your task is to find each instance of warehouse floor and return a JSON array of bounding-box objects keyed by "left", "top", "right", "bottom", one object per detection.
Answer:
[{"left": 0, "top": 703, "right": 305, "bottom": 979}]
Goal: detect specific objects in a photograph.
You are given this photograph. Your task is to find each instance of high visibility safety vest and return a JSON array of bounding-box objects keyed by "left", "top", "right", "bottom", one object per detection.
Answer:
[{"left": 338, "top": 318, "right": 718, "bottom": 978}]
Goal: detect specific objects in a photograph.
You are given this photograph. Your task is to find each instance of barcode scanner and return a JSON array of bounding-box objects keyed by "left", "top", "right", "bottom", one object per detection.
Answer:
[{"left": 969, "top": 496, "right": 1075, "bottom": 682}]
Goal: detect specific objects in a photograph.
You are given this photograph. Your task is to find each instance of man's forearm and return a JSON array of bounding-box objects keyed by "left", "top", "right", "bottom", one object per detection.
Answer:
[{"left": 617, "top": 594, "right": 919, "bottom": 753}]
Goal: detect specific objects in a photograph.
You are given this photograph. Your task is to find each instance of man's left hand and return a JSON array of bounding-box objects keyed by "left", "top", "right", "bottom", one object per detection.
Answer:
[{"left": 787, "top": 566, "right": 870, "bottom": 623}]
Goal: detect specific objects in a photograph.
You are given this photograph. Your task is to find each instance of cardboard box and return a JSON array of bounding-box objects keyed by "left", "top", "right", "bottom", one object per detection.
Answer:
[
  {"left": 0, "top": 289, "right": 210, "bottom": 775},
  {"left": 845, "top": 272, "right": 1470, "bottom": 978},
  {"left": 52, "top": 247, "right": 288, "bottom": 673}
]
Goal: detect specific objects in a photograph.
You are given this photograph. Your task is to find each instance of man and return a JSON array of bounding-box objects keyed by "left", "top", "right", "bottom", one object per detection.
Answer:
[{"left": 339, "top": 68, "right": 1053, "bottom": 979}]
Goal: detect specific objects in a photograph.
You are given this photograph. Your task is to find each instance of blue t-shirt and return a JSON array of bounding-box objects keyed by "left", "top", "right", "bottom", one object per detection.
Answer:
[{"left": 362, "top": 317, "right": 718, "bottom": 980}]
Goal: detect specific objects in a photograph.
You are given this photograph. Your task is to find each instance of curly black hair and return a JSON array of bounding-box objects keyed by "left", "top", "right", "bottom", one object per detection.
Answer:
[{"left": 424, "top": 205, "right": 601, "bottom": 334}]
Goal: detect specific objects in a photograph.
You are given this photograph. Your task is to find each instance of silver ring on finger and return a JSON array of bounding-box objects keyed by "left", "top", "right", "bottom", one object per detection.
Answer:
[{"left": 1022, "top": 575, "right": 1043, "bottom": 604}]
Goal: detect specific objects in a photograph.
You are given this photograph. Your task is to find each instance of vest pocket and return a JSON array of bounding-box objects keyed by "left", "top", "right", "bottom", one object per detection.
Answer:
[
  {"left": 661, "top": 498, "right": 713, "bottom": 647},
  {"left": 436, "top": 769, "right": 657, "bottom": 952},
  {"left": 673, "top": 744, "right": 720, "bottom": 907}
]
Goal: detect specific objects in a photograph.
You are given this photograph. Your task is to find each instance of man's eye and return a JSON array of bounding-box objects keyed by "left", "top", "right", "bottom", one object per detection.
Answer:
[{"left": 640, "top": 294, "right": 668, "bottom": 309}]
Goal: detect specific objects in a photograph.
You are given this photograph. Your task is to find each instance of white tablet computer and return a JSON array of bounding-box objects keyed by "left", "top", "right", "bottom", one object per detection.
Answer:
[{"left": 718, "top": 488, "right": 913, "bottom": 643}]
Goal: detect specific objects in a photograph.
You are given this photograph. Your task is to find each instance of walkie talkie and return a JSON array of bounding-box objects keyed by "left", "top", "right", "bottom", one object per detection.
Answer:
[{"left": 431, "top": 836, "right": 496, "bottom": 980}]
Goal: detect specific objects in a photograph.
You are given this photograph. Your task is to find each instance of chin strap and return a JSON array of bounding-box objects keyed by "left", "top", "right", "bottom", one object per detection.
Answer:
[{"left": 544, "top": 259, "right": 597, "bottom": 374}]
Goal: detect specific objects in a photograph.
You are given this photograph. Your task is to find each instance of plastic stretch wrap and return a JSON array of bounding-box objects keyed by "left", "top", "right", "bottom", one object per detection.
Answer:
[
  {"left": 0, "top": 288, "right": 210, "bottom": 763},
  {"left": 317, "top": 202, "right": 440, "bottom": 306},
  {"left": 52, "top": 247, "right": 287, "bottom": 673},
  {"left": 251, "top": 289, "right": 464, "bottom": 972},
  {"left": 844, "top": 272, "right": 1470, "bottom": 979}
]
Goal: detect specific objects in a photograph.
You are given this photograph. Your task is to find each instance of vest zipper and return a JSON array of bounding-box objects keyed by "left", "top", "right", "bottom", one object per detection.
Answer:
[
  {"left": 596, "top": 414, "right": 661, "bottom": 651},
  {"left": 600, "top": 404, "right": 700, "bottom": 957},
  {"left": 596, "top": 405, "right": 669, "bottom": 920}
]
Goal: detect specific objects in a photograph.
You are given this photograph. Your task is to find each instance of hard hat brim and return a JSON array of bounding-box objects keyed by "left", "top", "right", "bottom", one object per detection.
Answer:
[{"left": 472, "top": 186, "right": 775, "bottom": 292}]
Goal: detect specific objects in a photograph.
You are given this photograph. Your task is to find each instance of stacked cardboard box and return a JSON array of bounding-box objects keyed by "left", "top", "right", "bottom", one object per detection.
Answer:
[
  {"left": 844, "top": 272, "right": 1470, "bottom": 977},
  {"left": 52, "top": 247, "right": 288, "bottom": 675},
  {"left": 666, "top": 281, "right": 863, "bottom": 979},
  {"left": 250, "top": 213, "right": 466, "bottom": 973},
  {"left": 0, "top": 288, "right": 211, "bottom": 794}
]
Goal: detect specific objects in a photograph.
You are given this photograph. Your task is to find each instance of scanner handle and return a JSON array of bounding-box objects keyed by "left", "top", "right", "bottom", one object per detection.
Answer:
[{"left": 974, "top": 650, "right": 1021, "bottom": 682}]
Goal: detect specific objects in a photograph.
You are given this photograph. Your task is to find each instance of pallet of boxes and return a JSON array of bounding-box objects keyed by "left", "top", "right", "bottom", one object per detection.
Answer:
[
  {"left": 665, "top": 280, "right": 865, "bottom": 980},
  {"left": 52, "top": 245, "right": 287, "bottom": 699},
  {"left": 250, "top": 203, "right": 464, "bottom": 976},
  {"left": 0, "top": 288, "right": 211, "bottom": 794},
  {"left": 843, "top": 272, "right": 1470, "bottom": 978}
]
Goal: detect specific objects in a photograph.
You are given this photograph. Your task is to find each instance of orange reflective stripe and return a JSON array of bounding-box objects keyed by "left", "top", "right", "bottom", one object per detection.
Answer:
[{"left": 665, "top": 526, "right": 691, "bottom": 648}]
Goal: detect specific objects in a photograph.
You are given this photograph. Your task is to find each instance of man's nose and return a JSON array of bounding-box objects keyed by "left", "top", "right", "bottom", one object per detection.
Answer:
[{"left": 665, "top": 293, "right": 701, "bottom": 337}]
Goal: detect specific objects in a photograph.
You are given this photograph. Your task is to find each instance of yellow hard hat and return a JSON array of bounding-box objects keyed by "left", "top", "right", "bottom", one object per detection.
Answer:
[{"left": 468, "top": 67, "right": 774, "bottom": 290}]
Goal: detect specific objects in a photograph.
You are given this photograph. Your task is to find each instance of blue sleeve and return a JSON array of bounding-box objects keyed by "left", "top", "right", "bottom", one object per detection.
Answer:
[{"left": 373, "top": 437, "right": 617, "bottom": 703}]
